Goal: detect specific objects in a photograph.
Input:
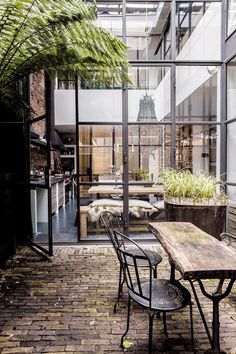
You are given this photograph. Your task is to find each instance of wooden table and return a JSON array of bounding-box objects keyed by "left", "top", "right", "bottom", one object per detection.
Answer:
[
  {"left": 149, "top": 221, "right": 236, "bottom": 354},
  {"left": 88, "top": 184, "right": 163, "bottom": 196}
]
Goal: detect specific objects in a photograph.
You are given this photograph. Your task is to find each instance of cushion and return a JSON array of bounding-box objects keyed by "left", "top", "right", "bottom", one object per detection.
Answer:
[
  {"left": 88, "top": 198, "right": 155, "bottom": 222},
  {"left": 89, "top": 198, "right": 154, "bottom": 209},
  {"left": 153, "top": 200, "right": 165, "bottom": 210},
  {"left": 89, "top": 199, "right": 123, "bottom": 208}
]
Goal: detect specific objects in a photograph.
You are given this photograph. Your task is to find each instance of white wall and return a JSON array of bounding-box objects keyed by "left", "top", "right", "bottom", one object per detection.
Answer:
[{"left": 55, "top": 90, "right": 75, "bottom": 127}]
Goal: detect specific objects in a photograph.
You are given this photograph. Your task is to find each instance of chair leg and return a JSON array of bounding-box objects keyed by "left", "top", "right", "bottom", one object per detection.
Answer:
[
  {"left": 189, "top": 301, "right": 195, "bottom": 352},
  {"left": 121, "top": 295, "right": 131, "bottom": 348},
  {"left": 148, "top": 313, "right": 155, "bottom": 353},
  {"left": 114, "top": 265, "right": 124, "bottom": 313},
  {"left": 163, "top": 312, "right": 168, "bottom": 337}
]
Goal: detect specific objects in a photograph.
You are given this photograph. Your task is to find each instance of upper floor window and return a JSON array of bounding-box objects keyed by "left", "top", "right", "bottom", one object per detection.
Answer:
[{"left": 227, "top": 0, "right": 236, "bottom": 37}]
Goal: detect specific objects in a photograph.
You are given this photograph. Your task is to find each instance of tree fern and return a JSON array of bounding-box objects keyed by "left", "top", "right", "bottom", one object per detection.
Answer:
[{"left": 0, "top": 0, "right": 130, "bottom": 117}]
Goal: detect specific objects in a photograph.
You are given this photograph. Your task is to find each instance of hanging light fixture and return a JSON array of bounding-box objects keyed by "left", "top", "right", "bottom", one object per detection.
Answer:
[{"left": 137, "top": 92, "right": 157, "bottom": 122}]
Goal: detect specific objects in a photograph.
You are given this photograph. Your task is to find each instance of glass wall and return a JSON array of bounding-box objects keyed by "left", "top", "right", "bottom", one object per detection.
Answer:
[{"left": 53, "top": 0, "right": 224, "bottom": 241}]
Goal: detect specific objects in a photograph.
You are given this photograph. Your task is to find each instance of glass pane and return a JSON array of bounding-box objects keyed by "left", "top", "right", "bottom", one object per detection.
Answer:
[
  {"left": 30, "top": 186, "right": 49, "bottom": 247},
  {"left": 227, "top": 185, "right": 236, "bottom": 201},
  {"left": 78, "top": 183, "right": 164, "bottom": 240},
  {"left": 227, "top": 0, "right": 236, "bottom": 36},
  {"left": 128, "top": 124, "right": 171, "bottom": 180},
  {"left": 227, "top": 56, "right": 236, "bottom": 121},
  {"left": 176, "top": 2, "right": 221, "bottom": 60},
  {"left": 79, "top": 125, "right": 123, "bottom": 182},
  {"left": 126, "top": 2, "right": 171, "bottom": 60},
  {"left": 79, "top": 184, "right": 123, "bottom": 240},
  {"left": 176, "top": 124, "right": 218, "bottom": 175},
  {"left": 227, "top": 122, "right": 236, "bottom": 183},
  {"left": 78, "top": 90, "right": 122, "bottom": 122},
  {"left": 128, "top": 66, "right": 171, "bottom": 122},
  {"left": 96, "top": 1, "right": 123, "bottom": 37},
  {"left": 176, "top": 66, "right": 220, "bottom": 122},
  {"left": 29, "top": 118, "right": 50, "bottom": 253}
]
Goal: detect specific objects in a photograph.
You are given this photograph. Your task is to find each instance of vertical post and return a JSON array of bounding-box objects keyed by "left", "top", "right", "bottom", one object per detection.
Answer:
[
  {"left": 171, "top": 0, "right": 176, "bottom": 168},
  {"left": 122, "top": 0, "right": 129, "bottom": 234},
  {"left": 75, "top": 77, "right": 80, "bottom": 241}
]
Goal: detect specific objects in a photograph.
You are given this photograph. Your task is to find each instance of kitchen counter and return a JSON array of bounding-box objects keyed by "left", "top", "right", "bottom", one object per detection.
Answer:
[
  {"left": 30, "top": 176, "right": 65, "bottom": 187},
  {"left": 30, "top": 177, "right": 67, "bottom": 234}
]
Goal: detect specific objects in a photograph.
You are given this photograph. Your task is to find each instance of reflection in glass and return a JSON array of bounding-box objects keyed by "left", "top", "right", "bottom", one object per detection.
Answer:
[
  {"left": 227, "top": 58, "right": 236, "bottom": 185},
  {"left": 96, "top": 1, "right": 123, "bottom": 37},
  {"left": 175, "top": 2, "right": 221, "bottom": 60},
  {"left": 176, "top": 66, "right": 219, "bottom": 122},
  {"left": 79, "top": 125, "right": 122, "bottom": 182},
  {"left": 176, "top": 125, "right": 217, "bottom": 175},
  {"left": 128, "top": 125, "right": 171, "bottom": 181},
  {"left": 128, "top": 67, "right": 171, "bottom": 122},
  {"left": 227, "top": 57, "right": 236, "bottom": 121},
  {"left": 126, "top": 2, "right": 171, "bottom": 60},
  {"left": 227, "top": 122, "right": 236, "bottom": 183}
]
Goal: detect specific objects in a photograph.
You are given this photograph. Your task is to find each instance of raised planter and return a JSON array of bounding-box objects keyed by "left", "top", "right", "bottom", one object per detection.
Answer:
[{"left": 164, "top": 196, "right": 227, "bottom": 240}]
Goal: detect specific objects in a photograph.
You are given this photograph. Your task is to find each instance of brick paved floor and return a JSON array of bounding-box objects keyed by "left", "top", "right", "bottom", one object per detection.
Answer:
[{"left": 0, "top": 245, "right": 236, "bottom": 354}]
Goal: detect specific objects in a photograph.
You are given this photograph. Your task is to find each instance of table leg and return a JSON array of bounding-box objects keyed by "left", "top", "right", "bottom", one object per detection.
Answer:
[{"left": 190, "top": 279, "right": 235, "bottom": 354}]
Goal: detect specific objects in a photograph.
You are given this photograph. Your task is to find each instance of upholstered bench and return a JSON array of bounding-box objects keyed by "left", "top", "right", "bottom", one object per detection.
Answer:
[
  {"left": 87, "top": 198, "right": 159, "bottom": 222},
  {"left": 75, "top": 199, "right": 164, "bottom": 237}
]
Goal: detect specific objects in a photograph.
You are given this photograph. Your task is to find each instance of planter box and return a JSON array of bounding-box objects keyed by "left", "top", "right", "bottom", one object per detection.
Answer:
[{"left": 165, "top": 200, "right": 227, "bottom": 240}]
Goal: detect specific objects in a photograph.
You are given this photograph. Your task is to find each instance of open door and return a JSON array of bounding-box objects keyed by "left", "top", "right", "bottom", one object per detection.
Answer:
[{"left": 28, "top": 116, "right": 53, "bottom": 256}]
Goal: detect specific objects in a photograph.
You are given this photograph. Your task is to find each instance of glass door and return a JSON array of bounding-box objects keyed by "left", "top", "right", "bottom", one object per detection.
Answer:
[{"left": 28, "top": 117, "right": 52, "bottom": 256}]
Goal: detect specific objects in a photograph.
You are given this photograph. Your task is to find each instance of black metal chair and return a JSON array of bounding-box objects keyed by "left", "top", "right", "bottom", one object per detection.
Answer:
[
  {"left": 99, "top": 211, "right": 162, "bottom": 313},
  {"left": 114, "top": 230, "right": 194, "bottom": 353}
]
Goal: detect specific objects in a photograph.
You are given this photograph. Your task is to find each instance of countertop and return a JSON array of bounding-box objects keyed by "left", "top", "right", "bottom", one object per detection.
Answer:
[{"left": 30, "top": 176, "right": 66, "bottom": 188}]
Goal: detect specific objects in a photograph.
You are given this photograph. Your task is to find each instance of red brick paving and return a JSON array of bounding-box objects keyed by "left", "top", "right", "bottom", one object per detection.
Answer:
[{"left": 0, "top": 245, "right": 236, "bottom": 353}]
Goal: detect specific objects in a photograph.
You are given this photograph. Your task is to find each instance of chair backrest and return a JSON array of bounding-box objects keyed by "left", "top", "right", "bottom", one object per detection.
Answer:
[
  {"left": 114, "top": 230, "right": 153, "bottom": 308},
  {"left": 226, "top": 200, "right": 236, "bottom": 236},
  {"left": 99, "top": 211, "right": 123, "bottom": 250}
]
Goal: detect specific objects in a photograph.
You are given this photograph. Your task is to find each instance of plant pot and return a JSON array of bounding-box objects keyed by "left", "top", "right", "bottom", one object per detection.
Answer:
[{"left": 164, "top": 199, "right": 227, "bottom": 240}]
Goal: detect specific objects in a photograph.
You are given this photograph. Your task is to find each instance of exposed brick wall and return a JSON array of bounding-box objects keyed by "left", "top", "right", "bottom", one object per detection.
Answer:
[
  {"left": 30, "top": 71, "right": 46, "bottom": 118},
  {"left": 30, "top": 145, "right": 47, "bottom": 172}
]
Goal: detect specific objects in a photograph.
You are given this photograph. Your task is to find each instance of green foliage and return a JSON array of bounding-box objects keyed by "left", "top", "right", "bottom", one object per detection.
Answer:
[
  {"left": 0, "top": 0, "right": 131, "bottom": 117},
  {"left": 159, "top": 168, "right": 227, "bottom": 201},
  {"left": 136, "top": 169, "right": 149, "bottom": 181}
]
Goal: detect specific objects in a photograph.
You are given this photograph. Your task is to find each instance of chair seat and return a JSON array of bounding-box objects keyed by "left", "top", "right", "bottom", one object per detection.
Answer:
[
  {"left": 125, "top": 247, "right": 162, "bottom": 267},
  {"left": 130, "top": 279, "right": 191, "bottom": 311}
]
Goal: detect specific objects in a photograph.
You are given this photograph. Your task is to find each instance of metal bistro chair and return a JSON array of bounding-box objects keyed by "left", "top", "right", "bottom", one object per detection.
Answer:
[
  {"left": 114, "top": 230, "right": 194, "bottom": 353},
  {"left": 99, "top": 211, "right": 162, "bottom": 313}
]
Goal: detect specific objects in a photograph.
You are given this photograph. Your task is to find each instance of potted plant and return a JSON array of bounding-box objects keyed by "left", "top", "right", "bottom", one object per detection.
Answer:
[{"left": 159, "top": 169, "right": 228, "bottom": 239}]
